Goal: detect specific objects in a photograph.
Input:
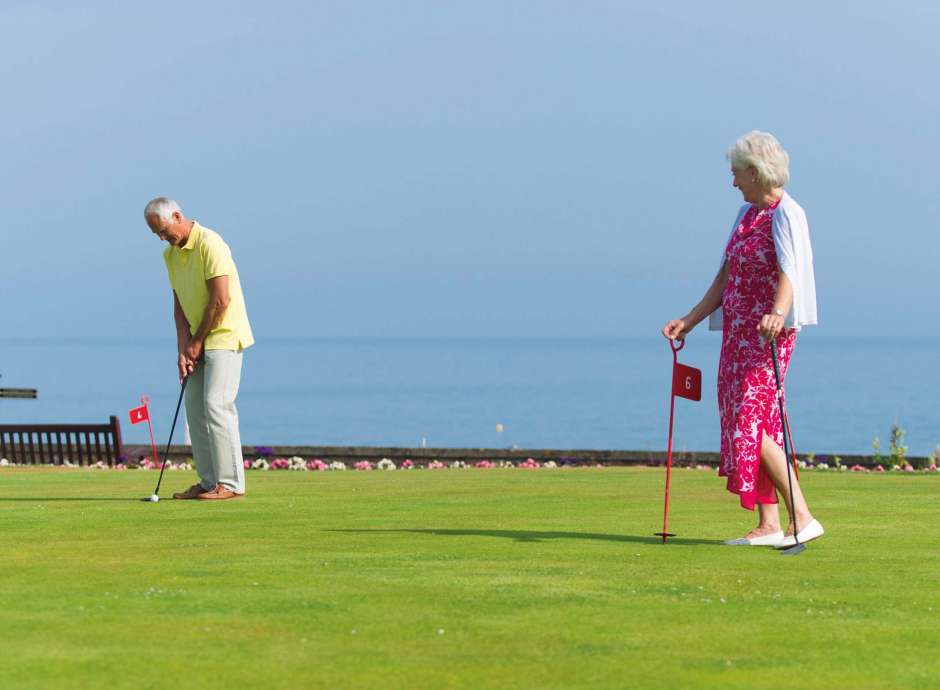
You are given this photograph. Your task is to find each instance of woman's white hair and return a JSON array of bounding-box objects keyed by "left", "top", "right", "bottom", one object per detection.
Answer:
[
  {"left": 144, "top": 197, "right": 182, "bottom": 221},
  {"left": 727, "top": 131, "right": 790, "bottom": 188}
]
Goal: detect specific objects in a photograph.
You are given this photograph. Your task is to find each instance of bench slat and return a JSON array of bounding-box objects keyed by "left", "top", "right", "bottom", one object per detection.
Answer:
[{"left": 0, "top": 419, "right": 123, "bottom": 465}]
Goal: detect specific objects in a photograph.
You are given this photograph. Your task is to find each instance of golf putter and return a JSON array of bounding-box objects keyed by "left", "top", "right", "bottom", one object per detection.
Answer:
[
  {"left": 143, "top": 374, "right": 189, "bottom": 502},
  {"left": 770, "top": 340, "right": 805, "bottom": 556}
]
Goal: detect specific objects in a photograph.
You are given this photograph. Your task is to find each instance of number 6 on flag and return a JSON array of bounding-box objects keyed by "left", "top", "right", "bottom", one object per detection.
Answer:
[{"left": 672, "top": 362, "right": 702, "bottom": 401}]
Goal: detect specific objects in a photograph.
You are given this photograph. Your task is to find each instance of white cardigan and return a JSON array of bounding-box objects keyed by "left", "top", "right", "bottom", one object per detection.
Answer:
[{"left": 708, "top": 191, "right": 818, "bottom": 331}]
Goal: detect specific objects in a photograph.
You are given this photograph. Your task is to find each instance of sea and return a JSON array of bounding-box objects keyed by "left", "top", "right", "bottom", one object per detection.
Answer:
[{"left": 0, "top": 337, "right": 936, "bottom": 457}]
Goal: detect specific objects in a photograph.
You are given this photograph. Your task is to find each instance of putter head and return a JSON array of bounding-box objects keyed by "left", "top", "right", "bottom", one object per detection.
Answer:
[
  {"left": 780, "top": 542, "right": 806, "bottom": 556},
  {"left": 654, "top": 532, "right": 676, "bottom": 543}
]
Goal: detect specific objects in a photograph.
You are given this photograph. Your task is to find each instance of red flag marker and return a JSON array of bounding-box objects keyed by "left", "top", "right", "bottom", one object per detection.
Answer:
[
  {"left": 129, "top": 396, "right": 159, "bottom": 468},
  {"left": 129, "top": 405, "right": 149, "bottom": 424},
  {"left": 672, "top": 362, "right": 702, "bottom": 401},
  {"left": 655, "top": 339, "right": 702, "bottom": 543}
]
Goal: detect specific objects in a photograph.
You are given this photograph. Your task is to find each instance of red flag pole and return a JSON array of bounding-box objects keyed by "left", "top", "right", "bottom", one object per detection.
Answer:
[
  {"left": 655, "top": 339, "right": 683, "bottom": 543},
  {"left": 141, "top": 396, "right": 159, "bottom": 468}
]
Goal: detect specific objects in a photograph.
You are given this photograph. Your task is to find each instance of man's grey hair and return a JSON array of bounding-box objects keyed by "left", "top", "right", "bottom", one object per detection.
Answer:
[
  {"left": 144, "top": 197, "right": 182, "bottom": 221},
  {"left": 727, "top": 131, "right": 790, "bottom": 189}
]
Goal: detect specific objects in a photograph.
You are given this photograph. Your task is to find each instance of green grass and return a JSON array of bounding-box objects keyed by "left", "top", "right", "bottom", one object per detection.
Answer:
[{"left": 0, "top": 467, "right": 937, "bottom": 690}]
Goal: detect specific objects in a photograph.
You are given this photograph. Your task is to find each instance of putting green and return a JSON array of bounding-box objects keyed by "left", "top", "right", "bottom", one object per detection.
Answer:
[{"left": 0, "top": 467, "right": 937, "bottom": 690}]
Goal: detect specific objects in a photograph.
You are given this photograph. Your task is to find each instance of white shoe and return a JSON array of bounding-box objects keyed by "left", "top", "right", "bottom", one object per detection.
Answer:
[
  {"left": 725, "top": 530, "right": 784, "bottom": 546},
  {"left": 774, "top": 519, "right": 824, "bottom": 549}
]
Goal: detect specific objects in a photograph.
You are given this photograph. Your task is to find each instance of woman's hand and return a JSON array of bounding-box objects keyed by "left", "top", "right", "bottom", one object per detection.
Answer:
[
  {"left": 758, "top": 313, "right": 785, "bottom": 340},
  {"left": 662, "top": 318, "right": 691, "bottom": 341}
]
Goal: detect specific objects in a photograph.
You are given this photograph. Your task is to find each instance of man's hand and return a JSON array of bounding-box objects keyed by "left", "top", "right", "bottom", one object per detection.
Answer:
[
  {"left": 177, "top": 353, "right": 194, "bottom": 384},
  {"left": 177, "top": 338, "right": 202, "bottom": 384},
  {"left": 184, "top": 337, "right": 203, "bottom": 364}
]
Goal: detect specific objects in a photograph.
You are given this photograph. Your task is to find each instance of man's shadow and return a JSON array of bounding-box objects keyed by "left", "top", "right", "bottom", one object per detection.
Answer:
[
  {"left": 328, "top": 528, "right": 721, "bottom": 546},
  {"left": 0, "top": 497, "right": 148, "bottom": 502}
]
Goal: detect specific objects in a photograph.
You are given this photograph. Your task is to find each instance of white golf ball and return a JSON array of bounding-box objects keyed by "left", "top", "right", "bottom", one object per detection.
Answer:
[{"left": 149, "top": 494, "right": 160, "bottom": 503}]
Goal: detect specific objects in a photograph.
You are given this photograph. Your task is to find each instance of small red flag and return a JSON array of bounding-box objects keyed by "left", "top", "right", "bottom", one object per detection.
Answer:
[
  {"left": 672, "top": 362, "right": 702, "bottom": 401},
  {"left": 129, "top": 404, "right": 150, "bottom": 425}
]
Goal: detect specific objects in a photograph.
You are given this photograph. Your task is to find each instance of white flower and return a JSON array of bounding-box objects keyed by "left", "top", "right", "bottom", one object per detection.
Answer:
[
  {"left": 252, "top": 458, "right": 270, "bottom": 471},
  {"left": 450, "top": 461, "right": 467, "bottom": 469},
  {"left": 289, "top": 456, "right": 307, "bottom": 471},
  {"left": 329, "top": 461, "right": 347, "bottom": 471},
  {"left": 499, "top": 461, "right": 515, "bottom": 469},
  {"left": 816, "top": 463, "right": 829, "bottom": 471},
  {"left": 0, "top": 458, "right": 8, "bottom": 467},
  {"left": 377, "top": 458, "right": 396, "bottom": 471},
  {"left": 542, "top": 461, "right": 558, "bottom": 469}
]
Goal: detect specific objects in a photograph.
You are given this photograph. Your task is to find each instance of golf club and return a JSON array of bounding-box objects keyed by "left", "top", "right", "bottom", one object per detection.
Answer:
[
  {"left": 655, "top": 338, "right": 683, "bottom": 543},
  {"left": 770, "top": 340, "right": 805, "bottom": 556},
  {"left": 142, "top": 375, "right": 188, "bottom": 503}
]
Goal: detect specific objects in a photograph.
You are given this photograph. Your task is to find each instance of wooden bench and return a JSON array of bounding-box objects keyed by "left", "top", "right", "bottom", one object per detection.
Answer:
[
  {"left": 0, "top": 417, "right": 124, "bottom": 465},
  {"left": 0, "top": 388, "right": 38, "bottom": 399}
]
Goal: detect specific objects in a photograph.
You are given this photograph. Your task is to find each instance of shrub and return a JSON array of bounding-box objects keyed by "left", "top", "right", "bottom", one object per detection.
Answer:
[{"left": 889, "top": 425, "right": 907, "bottom": 469}]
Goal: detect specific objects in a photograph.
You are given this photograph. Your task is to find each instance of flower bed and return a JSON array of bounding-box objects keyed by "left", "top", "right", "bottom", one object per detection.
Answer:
[{"left": 1, "top": 456, "right": 936, "bottom": 473}]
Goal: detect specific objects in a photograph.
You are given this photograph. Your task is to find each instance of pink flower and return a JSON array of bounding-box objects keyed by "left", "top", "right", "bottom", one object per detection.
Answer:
[
  {"left": 850, "top": 464, "right": 866, "bottom": 472},
  {"left": 307, "top": 459, "right": 328, "bottom": 471},
  {"left": 427, "top": 461, "right": 445, "bottom": 470},
  {"left": 244, "top": 460, "right": 252, "bottom": 470},
  {"left": 903, "top": 464, "right": 915, "bottom": 473},
  {"left": 402, "top": 459, "right": 414, "bottom": 469},
  {"left": 873, "top": 465, "right": 885, "bottom": 473},
  {"left": 930, "top": 464, "right": 938, "bottom": 472},
  {"left": 518, "top": 458, "right": 540, "bottom": 469},
  {"left": 354, "top": 460, "right": 373, "bottom": 471},
  {"left": 475, "top": 460, "right": 495, "bottom": 468}
]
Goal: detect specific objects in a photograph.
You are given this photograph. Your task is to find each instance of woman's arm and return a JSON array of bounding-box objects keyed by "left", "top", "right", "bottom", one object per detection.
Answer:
[
  {"left": 757, "top": 271, "right": 793, "bottom": 339},
  {"left": 662, "top": 262, "right": 730, "bottom": 340}
]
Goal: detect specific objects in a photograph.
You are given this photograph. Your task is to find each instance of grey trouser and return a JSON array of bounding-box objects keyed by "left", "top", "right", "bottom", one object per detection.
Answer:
[{"left": 185, "top": 349, "right": 246, "bottom": 494}]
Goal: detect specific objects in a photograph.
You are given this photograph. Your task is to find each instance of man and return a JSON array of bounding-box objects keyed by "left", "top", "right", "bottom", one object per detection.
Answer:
[{"left": 144, "top": 197, "right": 254, "bottom": 500}]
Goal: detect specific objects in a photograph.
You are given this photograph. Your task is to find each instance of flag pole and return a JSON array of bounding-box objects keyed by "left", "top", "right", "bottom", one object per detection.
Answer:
[{"left": 141, "top": 396, "right": 159, "bottom": 468}]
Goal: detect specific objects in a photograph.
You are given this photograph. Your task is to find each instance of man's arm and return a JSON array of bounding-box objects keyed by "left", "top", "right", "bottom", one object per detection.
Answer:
[
  {"left": 173, "top": 292, "right": 192, "bottom": 352},
  {"left": 173, "top": 292, "right": 194, "bottom": 381},
  {"left": 183, "top": 275, "right": 231, "bottom": 363}
]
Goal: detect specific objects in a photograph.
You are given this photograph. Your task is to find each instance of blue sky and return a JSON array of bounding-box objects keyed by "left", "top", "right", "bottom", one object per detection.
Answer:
[{"left": 2, "top": 1, "right": 938, "bottom": 339}]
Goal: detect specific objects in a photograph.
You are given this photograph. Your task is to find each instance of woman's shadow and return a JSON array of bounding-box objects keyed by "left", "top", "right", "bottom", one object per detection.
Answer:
[{"left": 329, "top": 528, "right": 721, "bottom": 546}]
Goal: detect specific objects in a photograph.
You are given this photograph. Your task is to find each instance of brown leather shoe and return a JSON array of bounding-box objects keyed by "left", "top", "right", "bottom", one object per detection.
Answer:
[
  {"left": 197, "top": 484, "right": 244, "bottom": 500},
  {"left": 173, "top": 483, "right": 209, "bottom": 500}
]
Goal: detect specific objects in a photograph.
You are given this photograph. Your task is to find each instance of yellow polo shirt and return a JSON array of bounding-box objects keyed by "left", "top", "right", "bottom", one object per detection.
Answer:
[{"left": 163, "top": 222, "right": 254, "bottom": 351}]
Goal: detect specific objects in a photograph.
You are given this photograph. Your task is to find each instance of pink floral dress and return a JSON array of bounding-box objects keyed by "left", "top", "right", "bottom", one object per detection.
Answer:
[{"left": 718, "top": 199, "right": 796, "bottom": 510}]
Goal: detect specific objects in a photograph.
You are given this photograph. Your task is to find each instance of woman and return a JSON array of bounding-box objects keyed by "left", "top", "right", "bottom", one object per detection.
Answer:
[{"left": 661, "top": 131, "right": 823, "bottom": 548}]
